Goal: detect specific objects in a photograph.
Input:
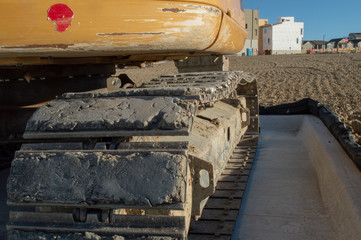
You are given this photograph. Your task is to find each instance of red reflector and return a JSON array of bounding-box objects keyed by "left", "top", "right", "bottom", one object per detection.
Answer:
[{"left": 47, "top": 4, "right": 74, "bottom": 32}]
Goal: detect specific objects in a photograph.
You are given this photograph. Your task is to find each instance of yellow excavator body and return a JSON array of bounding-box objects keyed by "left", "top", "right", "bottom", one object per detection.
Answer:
[{"left": 0, "top": 0, "right": 246, "bottom": 65}]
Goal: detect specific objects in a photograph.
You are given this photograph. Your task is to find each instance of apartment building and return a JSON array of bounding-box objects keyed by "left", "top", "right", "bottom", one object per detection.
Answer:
[
  {"left": 261, "top": 17, "right": 304, "bottom": 55},
  {"left": 239, "top": 9, "right": 259, "bottom": 55}
]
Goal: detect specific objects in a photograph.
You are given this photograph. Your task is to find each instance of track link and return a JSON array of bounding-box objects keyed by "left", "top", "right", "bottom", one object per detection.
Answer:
[{"left": 188, "top": 135, "right": 258, "bottom": 240}]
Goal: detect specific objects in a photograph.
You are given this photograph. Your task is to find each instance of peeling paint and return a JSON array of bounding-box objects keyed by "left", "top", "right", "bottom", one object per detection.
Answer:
[
  {"left": 162, "top": 8, "right": 186, "bottom": 13},
  {"left": 184, "top": 4, "right": 201, "bottom": 9},
  {"left": 205, "top": 13, "right": 246, "bottom": 54},
  {"left": 176, "top": 4, "right": 220, "bottom": 15},
  {"left": 124, "top": 19, "right": 158, "bottom": 22},
  {"left": 97, "top": 32, "right": 165, "bottom": 36},
  {"left": 164, "top": 16, "right": 205, "bottom": 28},
  {"left": 2, "top": 44, "right": 73, "bottom": 49}
]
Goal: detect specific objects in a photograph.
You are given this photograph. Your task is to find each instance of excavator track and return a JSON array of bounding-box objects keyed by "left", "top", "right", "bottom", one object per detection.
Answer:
[
  {"left": 188, "top": 135, "right": 258, "bottom": 240},
  {"left": 7, "top": 71, "right": 258, "bottom": 239}
]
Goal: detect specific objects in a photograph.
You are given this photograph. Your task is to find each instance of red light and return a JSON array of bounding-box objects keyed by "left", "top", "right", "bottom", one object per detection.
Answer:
[{"left": 47, "top": 4, "right": 74, "bottom": 32}]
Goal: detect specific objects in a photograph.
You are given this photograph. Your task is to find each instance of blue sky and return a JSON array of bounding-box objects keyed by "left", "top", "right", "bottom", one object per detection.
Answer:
[{"left": 245, "top": 0, "right": 361, "bottom": 41}]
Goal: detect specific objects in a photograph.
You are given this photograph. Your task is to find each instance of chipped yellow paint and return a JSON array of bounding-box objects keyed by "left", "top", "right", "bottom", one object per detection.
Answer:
[
  {"left": 163, "top": 0, "right": 244, "bottom": 23},
  {"left": 0, "top": 0, "right": 246, "bottom": 65},
  {"left": 206, "top": 13, "right": 247, "bottom": 54}
]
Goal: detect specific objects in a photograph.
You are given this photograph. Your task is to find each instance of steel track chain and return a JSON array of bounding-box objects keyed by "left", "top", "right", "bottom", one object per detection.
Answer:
[{"left": 188, "top": 135, "right": 258, "bottom": 240}]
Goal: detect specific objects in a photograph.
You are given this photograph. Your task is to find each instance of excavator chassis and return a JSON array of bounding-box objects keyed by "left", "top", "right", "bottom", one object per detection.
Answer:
[{"left": 6, "top": 71, "right": 258, "bottom": 239}]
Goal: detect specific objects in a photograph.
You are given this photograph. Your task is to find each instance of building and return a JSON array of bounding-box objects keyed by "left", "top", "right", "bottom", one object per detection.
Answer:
[
  {"left": 261, "top": 17, "right": 304, "bottom": 55},
  {"left": 351, "top": 40, "right": 361, "bottom": 48},
  {"left": 349, "top": 33, "right": 361, "bottom": 48},
  {"left": 302, "top": 41, "right": 313, "bottom": 51},
  {"left": 302, "top": 40, "right": 327, "bottom": 53},
  {"left": 327, "top": 38, "right": 351, "bottom": 49},
  {"left": 258, "top": 19, "right": 269, "bottom": 53},
  {"left": 325, "top": 34, "right": 361, "bottom": 52},
  {"left": 239, "top": 9, "right": 260, "bottom": 55},
  {"left": 349, "top": 33, "right": 361, "bottom": 40},
  {"left": 258, "top": 19, "right": 268, "bottom": 27}
]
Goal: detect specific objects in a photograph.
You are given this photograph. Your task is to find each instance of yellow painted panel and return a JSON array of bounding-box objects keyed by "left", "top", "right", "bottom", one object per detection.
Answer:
[
  {"left": 0, "top": 0, "right": 222, "bottom": 57},
  {"left": 0, "top": 0, "right": 247, "bottom": 64},
  {"left": 162, "top": 0, "right": 245, "bottom": 25},
  {"left": 206, "top": 13, "right": 247, "bottom": 54}
]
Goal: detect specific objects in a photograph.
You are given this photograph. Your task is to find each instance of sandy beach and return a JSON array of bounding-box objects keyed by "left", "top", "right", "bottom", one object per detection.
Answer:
[
  {"left": 119, "top": 53, "right": 361, "bottom": 144},
  {"left": 230, "top": 53, "right": 361, "bottom": 144}
]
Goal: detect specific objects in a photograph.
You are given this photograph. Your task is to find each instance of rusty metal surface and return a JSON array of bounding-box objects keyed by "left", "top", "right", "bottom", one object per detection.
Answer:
[{"left": 188, "top": 135, "right": 258, "bottom": 240}]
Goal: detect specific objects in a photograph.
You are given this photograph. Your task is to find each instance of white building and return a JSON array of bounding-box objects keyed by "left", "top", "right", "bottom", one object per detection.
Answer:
[{"left": 262, "top": 17, "right": 304, "bottom": 55}]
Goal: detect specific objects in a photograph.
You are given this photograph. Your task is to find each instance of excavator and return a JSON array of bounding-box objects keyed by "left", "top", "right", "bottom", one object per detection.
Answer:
[
  {"left": 1, "top": 0, "right": 258, "bottom": 239},
  {"left": 1, "top": 0, "right": 360, "bottom": 239}
]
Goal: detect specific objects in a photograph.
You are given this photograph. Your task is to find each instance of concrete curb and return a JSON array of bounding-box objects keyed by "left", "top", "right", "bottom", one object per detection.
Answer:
[
  {"left": 260, "top": 98, "right": 361, "bottom": 170},
  {"left": 260, "top": 99, "right": 361, "bottom": 239},
  {"left": 299, "top": 116, "right": 361, "bottom": 240}
]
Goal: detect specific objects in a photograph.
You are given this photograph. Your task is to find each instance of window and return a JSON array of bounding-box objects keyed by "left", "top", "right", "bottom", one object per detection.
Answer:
[
  {"left": 255, "top": 29, "right": 258, "bottom": 36},
  {"left": 264, "top": 29, "right": 267, "bottom": 34},
  {"left": 301, "top": 28, "right": 303, "bottom": 35},
  {"left": 268, "top": 38, "right": 271, "bottom": 44},
  {"left": 246, "top": 24, "right": 248, "bottom": 29},
  {"left": 297, "top": 38, "right": 299, "bottom": 44}
]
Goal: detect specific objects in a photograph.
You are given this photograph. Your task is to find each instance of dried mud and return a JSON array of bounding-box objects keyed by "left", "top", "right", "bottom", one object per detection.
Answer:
[{"left": 119, "top": 53, "right": 361, "bottom": 144}]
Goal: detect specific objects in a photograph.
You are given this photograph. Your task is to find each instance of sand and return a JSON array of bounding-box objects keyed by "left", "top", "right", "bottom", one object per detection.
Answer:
[
  {"left": 119, "top": 53, "right": 361, "bottom": 144},
  {"left": 229, "top": 53, "right": 361, "bottom": 144}
]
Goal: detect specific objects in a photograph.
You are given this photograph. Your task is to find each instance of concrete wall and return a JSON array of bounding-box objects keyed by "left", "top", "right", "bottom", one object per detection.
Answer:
[
  {"left": 272, "top": 21, "right": 304, "bottom": 52},
  {"left": 239, "top": 9, "right": 259, "bottom": 55},
  {"left": 259, "top": 26, "right": 264, "bottom": 52},
  {"left": 262, "top": 26, "right": 273, "bottom": 52},
  {"left": 245, "top": 9, "right": 259, "bottom": 41}
]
